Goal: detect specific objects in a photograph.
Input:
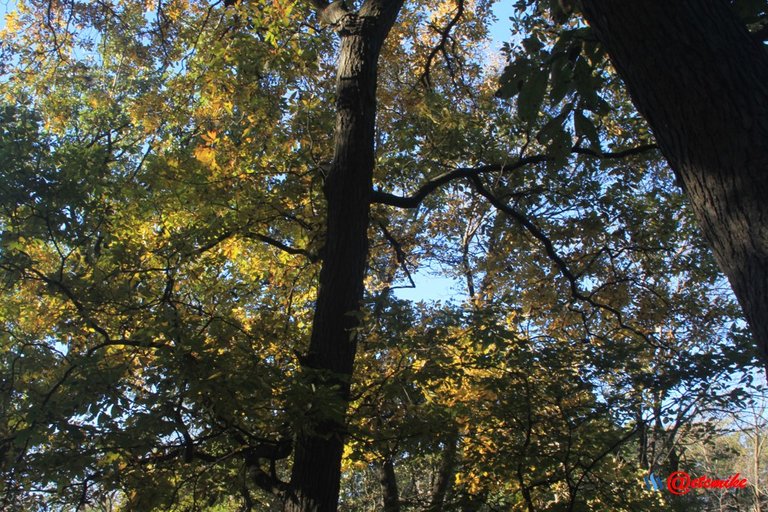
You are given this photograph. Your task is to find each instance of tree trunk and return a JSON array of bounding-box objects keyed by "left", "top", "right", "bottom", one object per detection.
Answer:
[
  {"left": 429, "top": 431, "right": 458, "bottom": 512},
  {"left": 379, "top": 457, "right": 401, "bottom": 512},
  {"left": 283, "top": 3, "right": 403, "bottom": 511},
  {"left": 579, "top": 0, "right": 768, "bottom": 370},
  {"left": 637, "top": 408, "right": 648, "bottom": 470}
]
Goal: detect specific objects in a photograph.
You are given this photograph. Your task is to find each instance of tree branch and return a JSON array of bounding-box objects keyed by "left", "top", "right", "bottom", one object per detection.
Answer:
[
  {"left": 371, "top": 144, "right": 657, "bottom": 209},
  {"left": 571, "top": 143, "right": 658, "bottom": 159},
  {"left": 360, "top": 0, "right": 407, "bottom": 41},
  {"left": 469, "top": 174, "right": 660, "bottom": 347},
  {"left": 310, "top": 0, "right": 350, "bottom": 27},
  {"left": 372, "top": 158, "right": 546, "bottom": 208},
  {"left": 245, "top": 232, "right": 319, "bottom": 262},
  {"left": 420, "top": 0, "right": 465, "bottom": 88},
  {"left": 241, "top": 437, "right": 292, "bottom": 496},
  {"left": 379, "top": 222, "right": 416, "bottom": 289}
]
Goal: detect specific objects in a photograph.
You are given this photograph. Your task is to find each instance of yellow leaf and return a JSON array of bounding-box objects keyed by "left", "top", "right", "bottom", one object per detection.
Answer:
[
  {"left": 202, "top": 130, "right": 218, "bottom": 144},
  {"left": 194, "top": 146, "right": 217, "bottom": 167}
]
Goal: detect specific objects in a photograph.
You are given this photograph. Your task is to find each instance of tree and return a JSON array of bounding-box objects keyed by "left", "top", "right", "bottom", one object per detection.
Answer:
[
  {"left": 498, "top": 0, "right": 768, "bottom": 372},
  {"left": 283, "top": 2, "right": 403, "bottom": 510},
  {"left": 0, "top": 1, "right": 762, "bottom": 511},
  {"left": 580, "top": 0, "right": 768, "bottom": 373}
]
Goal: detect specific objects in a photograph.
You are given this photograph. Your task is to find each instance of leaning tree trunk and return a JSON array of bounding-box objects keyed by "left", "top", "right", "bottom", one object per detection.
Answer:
[
  {"left": 579, "top": 0, "right": 768, "bottom": 370},
  {"left": 283, "top": 2, "right": 403, "bottom": 511}
]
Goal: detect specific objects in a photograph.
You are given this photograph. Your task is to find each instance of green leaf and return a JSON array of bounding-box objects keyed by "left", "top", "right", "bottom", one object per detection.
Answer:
[
  {"left": 517, "top": 67, "right": 549, "bottom": 122},
  {"left": 549, "top": 56, "right": 574, "bottom": 105},
  {"left": 574, "top": 109, "right": 600, "bottom": 150},
  {"left": 536, "top": 105, "right": 572, "bottom": 144},
  {"left": 495, "top": 58, "right": 532, "bottom": 99},
  {"left": 522, "top": 35, "right": 543, "bottom": 53}
]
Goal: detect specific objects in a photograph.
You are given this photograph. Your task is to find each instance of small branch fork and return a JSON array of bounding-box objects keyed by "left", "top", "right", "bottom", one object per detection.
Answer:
[
  {"left": 420, "top": 0, "right": 466, "bottom": 88},
  {"left": 379, "top": 222, "right": 416, "bottom": 289}
]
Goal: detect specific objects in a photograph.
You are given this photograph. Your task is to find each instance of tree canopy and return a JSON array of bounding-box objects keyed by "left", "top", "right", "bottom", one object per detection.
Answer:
[{"left": 0, "top": 0, "right": 766, "bottom": 511}]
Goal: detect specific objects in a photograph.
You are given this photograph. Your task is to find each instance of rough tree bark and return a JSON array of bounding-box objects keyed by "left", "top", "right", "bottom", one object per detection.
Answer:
[
  {"left": 282, "top": 2, "right": 403, "bottom": 511},
  {"left": 578, "top": 0, "right": 768, "bottom": 370}
]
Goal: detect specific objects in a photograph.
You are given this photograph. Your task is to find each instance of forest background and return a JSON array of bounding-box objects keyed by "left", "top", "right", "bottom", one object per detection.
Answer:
[{"left": 1, "top": 0, "right": 768, "bottom": 511}]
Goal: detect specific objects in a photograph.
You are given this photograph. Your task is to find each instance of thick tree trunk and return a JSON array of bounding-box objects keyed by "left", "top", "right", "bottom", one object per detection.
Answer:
[
  {"left": 579, "top": 0, "right": 768, "bottom": 369},
  {"left": 283, "top": 3, "right": 403, "bottom": 511}
]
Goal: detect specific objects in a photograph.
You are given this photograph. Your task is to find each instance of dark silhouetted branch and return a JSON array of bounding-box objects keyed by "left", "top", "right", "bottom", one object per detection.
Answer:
[
  {"left": 469, "top": 174, "right": 660, "bottom": 347},
  {"left": 379, "top": 222, "right": 416, "bottom": 289},
  {"left": 420, "top": 0, "right": 465, "bottom": 88},
  {"left": 246, "top": 232, "right": 319, "bottom": 262},
  {"left": 372, "top": 144, "right": 657, "bottom": 209}
]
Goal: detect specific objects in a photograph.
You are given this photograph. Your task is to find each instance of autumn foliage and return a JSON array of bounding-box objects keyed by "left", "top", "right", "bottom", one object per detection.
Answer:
[{"left": 0, "top": 1, "right": 764, "bottom": 511}]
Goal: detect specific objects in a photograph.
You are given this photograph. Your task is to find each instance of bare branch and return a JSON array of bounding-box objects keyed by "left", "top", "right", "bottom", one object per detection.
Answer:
[
  {"left": 571, "top": 143, "right": 658, "bottom": 159},
  {"left": 181, "top": 220, "right": 319, "bottom": 263}
]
